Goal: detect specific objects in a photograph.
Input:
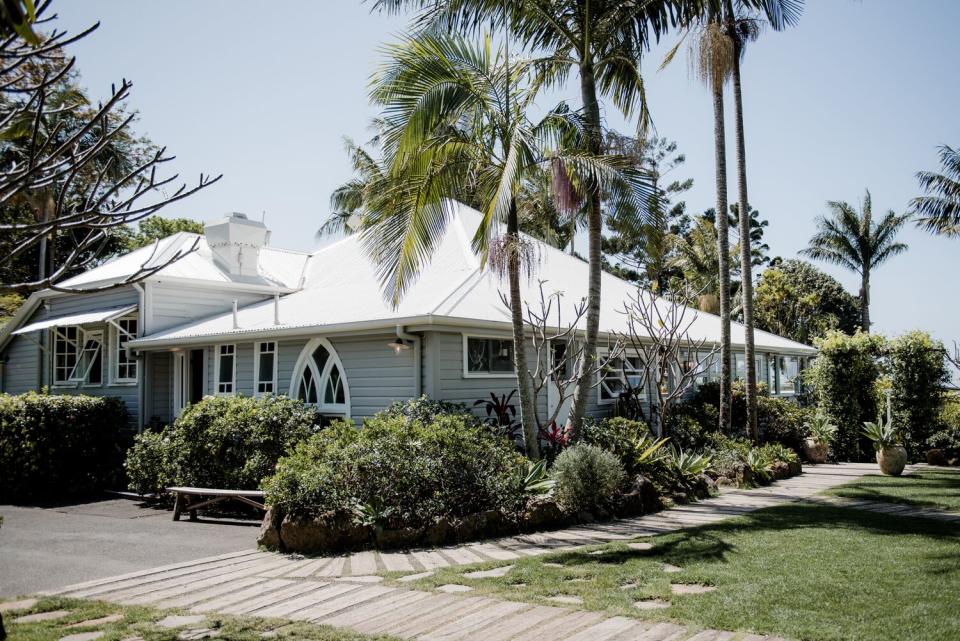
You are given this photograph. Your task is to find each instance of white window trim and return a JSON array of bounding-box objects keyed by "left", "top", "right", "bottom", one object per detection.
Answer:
[
  {"left": 288, "top": 337, "right": 350, "bottom": 416},
  {"left": 69, "top": 329, "right": 104, "bottom": 386},
  {"left": 110, "top": 316, "right": 139, "bottom": 385},
  {"left": 215, "top": 344, "right": 237, "bottom": 395},
  {"left": 254, "top": 340, "right": 279, "bottom": 397},
  {"left": 597, "top": 351, "right": 645, "bottom": 405},
  {"left": 52, "top": 326, "right": 83, "bottom": 387},
  {"left": 461, "top": 334, "right": 517, "bottom": 379}
]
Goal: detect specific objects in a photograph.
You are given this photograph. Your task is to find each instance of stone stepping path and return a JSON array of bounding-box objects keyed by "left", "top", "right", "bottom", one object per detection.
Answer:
[{"left": 35, "top": 464, "right": 871, "bottom": 641}]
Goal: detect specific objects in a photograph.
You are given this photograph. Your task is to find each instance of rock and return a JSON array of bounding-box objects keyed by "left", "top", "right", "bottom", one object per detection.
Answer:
[
  {"left": 734, "top": 463, "right": 754, "bottom": 487},
  {"left": 697, "top": 474, "right": 717, "bottom": 496},
  {"left": 257, "top": 506, "right": 283, "bottom": 550},
  {"left": 927, "top": 448, "right": 948, "bottom": 466},
  {"left": 788, "top": 460, "right": 803, "bottom": 477},
  {"left": 617, "top": 475, "right": 663, "bottom": 518},
  {"left": 771, "top": 461, "right": 790, "bottom": 481},
  {"left": 423, "top": 519, "right": 453, "bottom": 547},
  {"left": 13, "top": 610, "right": 70, "bottom": 624},
  {"left": 522, "top": 498, "right": 568, "bottom": 532},
  {"left": 375, "top": 526, "right": 423, "bottom": 550},
  {"left": 278, "top": 513, "right": 371, "bottom": 554},
  {"left": 576, "top": 511, "right": 596, "bottom": 524},
  {"left": 627, "top": 542, "right": 653, "bottom": 552},
  {"left": 454, "top": 510, "right": 507, "bottom": 542}
]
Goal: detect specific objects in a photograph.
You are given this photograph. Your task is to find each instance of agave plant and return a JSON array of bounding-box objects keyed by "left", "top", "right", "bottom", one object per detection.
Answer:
[
  {"left": 806, "top": 412, "right": 838, "bottom": 445},
  {"left": 746, "top": 448, "right": 775, "bottom": 482},
  {"left": 766, "top": 443, "right": 799, "bottom": 465},
  {"left": 521, "top": 459, "right": 556, "bottom": 496},
  {"left": 634, "top": 434, "right": 670, "bottom": 468},
  {"left": 862, "top": 417, "right": 900, "bottom": 451},
  {"left": 668, "top": 447, "right": 714, "bottom": 484}
]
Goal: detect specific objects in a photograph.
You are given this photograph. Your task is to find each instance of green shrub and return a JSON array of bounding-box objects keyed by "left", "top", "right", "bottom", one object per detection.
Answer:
[
  {"left": 888, "top": 331, "right": 951, "bottom": 460},
  {"left": 0, "top": 392, "right": 127, "bottom": 502},
  {"left": 927, "top": 428, "right": 960, "bottom": 462},
  {"left": 757, "top": 395, "right": 812, "bottom": 451},
  {"left": 551, "top": 444, "right": 626, "bottom": 514},
  {"left": 581, "top": 417, "right": 650, "bottom": 474},
  {"left": 380, "top": 395, "right": 476, "bottom": 426},
  {"left": 125, "top": 394, "right": 319, "bottom": 495},
  {"left": 664, "top": 407, "right": 717, "bottom": 451},
  {"left": 806, "top": 331, "right": 886, "bottom": 461},
  {"left": 264, "top": 413, "right": 527, "bottom": 528}
]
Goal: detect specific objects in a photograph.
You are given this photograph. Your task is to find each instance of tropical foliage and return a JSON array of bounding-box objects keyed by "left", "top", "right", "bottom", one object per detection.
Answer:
[
  {"left": 887, "top": 331, "right": 951, "bottom": 459},
  {"left": 912, "top": 144, "right": 960, "bottom": 237}
]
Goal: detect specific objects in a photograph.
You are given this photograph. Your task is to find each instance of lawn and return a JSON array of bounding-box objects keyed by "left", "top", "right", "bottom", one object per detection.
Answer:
[
  {"left": 390, "top": 504, "right": 960, "bottom": 641},
  {"left": 824, "top": 466, "right": 960, "bottom": 511},
  {"left": 1, "top": 596, "right": 401, "bottom": 641}
]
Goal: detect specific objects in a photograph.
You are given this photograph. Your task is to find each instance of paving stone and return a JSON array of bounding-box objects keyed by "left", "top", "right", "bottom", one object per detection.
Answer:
[
  {"left": 66, "top": 614, "right": 123, "bottom": 628},
  {"left": 59, "top": 633, "right": 105, "bottom": 641},
  {"left": 178, "top": 628, "right": 221, "bottom": 640},
  {"left": 670, "top": 583, "right": 716, "bottom": 595},
  {"left": 634, "top": 599, "right": 671, "bottom": 610},
  {"left": 543, "top": 562, "right": 565, "bottom": 568},
  {"left": 335, "top": 575, "right": 383, "bottom": 583},
  {"left": 627, "top": 542, "right": 654, "bottom": 551},
  {"left": 397, "top": 571, "right": 434, "bottom": 582},
  {"left": 463, "top": 564, "right": 513, "bottom": 579},
  {"left": 436, "top": 583, "right": 474, "bottom": 593},
  {"left": 547, "top": 595, "right": 583, "bottom": 605},
  {"left": 563, "top": 615, "right": 640, "bottom": 641},
  {"left": 156, "top": 615, "right": 206, "bottom": 629},
  {"left": 0, "top": 598, "right": 37, "bottom": 613},
  {"left": 13, "top": 610, "right": 71, "bottom": 623},
  {"left": 662, "top": 563, "right": 683, "bottom": 573}
]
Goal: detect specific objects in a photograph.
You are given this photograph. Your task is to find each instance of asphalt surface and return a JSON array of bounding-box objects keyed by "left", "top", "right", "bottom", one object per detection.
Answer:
[{"left": 0, "top": 497, "right": 260, "bottom": 597}]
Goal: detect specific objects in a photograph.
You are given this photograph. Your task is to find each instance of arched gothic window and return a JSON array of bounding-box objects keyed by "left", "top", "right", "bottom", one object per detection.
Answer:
[{"left": 289, "top": 338, "right": 350, "bottom": 415}]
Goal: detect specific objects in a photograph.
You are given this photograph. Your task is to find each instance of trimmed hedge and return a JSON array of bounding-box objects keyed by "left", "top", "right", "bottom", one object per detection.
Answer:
[
  {"left": 125, "top": 394, "right": 320, "bottom": 495},
  {"left": 263, "top": 412, "right": 528, "bottom": 530},
  {"left": 0, "top": 392, "right": 127, "bottom": 502},
  {"left": 888, "top": 331, "right": 951, "bottom": 459}
]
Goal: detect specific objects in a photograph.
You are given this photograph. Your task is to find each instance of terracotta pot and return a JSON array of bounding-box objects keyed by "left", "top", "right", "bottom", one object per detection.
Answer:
[
  {"left": 803, "top": 438, "right": 828, "bottom": 464},
  {"left": 877, "top": 446, "right": 907, "bottom": 476}
]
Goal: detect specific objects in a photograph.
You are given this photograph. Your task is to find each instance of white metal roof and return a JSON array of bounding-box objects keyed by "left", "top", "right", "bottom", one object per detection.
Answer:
[
  {"left": 55, "top": 233, "right": 310, "bottom": 290},
  {"left": 12, "top": 304, "right": 138, "bottom": 335},
  {"left": 129, "top": 202, "right": 816, "bottom": 355}
]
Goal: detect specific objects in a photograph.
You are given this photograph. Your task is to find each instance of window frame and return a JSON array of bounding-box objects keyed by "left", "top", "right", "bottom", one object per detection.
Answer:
[
  {"left": 288, "top": 337, "right": 350, "bottom": 416},
  {"left": 254, "top": 340, "right": 278, "bottom": 396},
  {"left": 598, "top": 351, "right": 645, "bottom": 405},
  {"left": 69, "top": 329, "right": 104, "bottom": 386},
  {"left": 461, "top": 334, "right": 516, "bottom": 378},
  {"left": 52, "top": 326, "right": 82, "bottom": 386},
  {"left": 214, "top": 344, "right": 237, "bottom": 395},
  {"left": 111, "top": 315, "right": 139, "bottom": 385}
]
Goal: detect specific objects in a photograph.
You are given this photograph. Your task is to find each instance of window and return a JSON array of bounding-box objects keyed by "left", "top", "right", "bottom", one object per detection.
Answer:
[
  {"left": 255, "top": 341, "right": 277, "bottom": 395},
  {"left": 53, "top": 326, "right": 81, "bottom": 384},
  {"left": 70, "top": 330, "right": 103, "bottom": 384},
  {"left": 215, "top": 344, "right": 236, "bottom": 394},
  {"left": 779, "top": 356, "right": 800, "bottom": 395},
  {"left": 599, "top": 355, "right": 644, "bottom": 402},
  {"left": 464, "top": 337, "right": 514, "bottom": 375},
  {"left": 292, "top": 338, "right": 349, "bottom": 414},
  {"left": 114, "top": 316, "right": 138, "bottom": 382}
]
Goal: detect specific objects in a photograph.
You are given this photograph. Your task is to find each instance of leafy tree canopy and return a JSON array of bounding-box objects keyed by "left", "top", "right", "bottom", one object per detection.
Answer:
[{"left": 123, "top": 216, "right": 205, "bottom": 251}]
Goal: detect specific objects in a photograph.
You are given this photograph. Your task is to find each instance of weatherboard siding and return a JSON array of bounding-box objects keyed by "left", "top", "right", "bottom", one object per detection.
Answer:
[{"left": 148, "top": 281, "right": 267, "bottom": 333}]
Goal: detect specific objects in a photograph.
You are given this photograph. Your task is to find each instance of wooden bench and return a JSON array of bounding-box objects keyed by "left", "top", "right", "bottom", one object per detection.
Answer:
[{"left": 166, "top": 486, "right": 267, "bottom": 521}]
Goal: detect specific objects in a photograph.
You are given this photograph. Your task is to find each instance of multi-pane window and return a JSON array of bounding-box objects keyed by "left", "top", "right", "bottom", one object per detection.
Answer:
[
  {"left": 70, "top": 330, "right": 103, "bottom": 384},
  {"left": 114, "top": 317, "right": 138, "bottom": 382},
  {"left": 53, "top": 326, "right": 80, "bottom": 384},
  {"left": 216, "top": 344, "right": 236, "bottom": 394},
  {"left": 599, "top": 355, "right": 644, "bottom": 402},
  {"left": 779, "top": 356, "right": 800, "bottom": 395},
  {"left": 465, "top": 337, "right": 514, "bottom": 375},
  {"left": 295, "top": 341, "right": 347, "bottom": 410},
  {"left": 255, "top": 341, "right": 276, "bottom": 395}
]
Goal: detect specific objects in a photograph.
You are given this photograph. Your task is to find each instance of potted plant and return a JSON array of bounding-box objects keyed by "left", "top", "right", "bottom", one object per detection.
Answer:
[
  {"left": 862, "top": 417, "right": 907, "bottom": 476},
  {"left": 804, "top": 413, "right": 837, "bottom": 464}
]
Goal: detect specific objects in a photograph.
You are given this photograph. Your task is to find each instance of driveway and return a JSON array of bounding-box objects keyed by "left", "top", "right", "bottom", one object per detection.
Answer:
[{"left": 0, "top": 497, "right": 259, "bottom": 597}]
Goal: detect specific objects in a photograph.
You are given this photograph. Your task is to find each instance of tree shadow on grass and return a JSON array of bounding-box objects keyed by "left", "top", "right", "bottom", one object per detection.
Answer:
[
  {"left": 829, "top": 470, "right": 960, "bottom": 509},
  {"left": 549, "top": 503, "right": 960, "bottom": 571}
]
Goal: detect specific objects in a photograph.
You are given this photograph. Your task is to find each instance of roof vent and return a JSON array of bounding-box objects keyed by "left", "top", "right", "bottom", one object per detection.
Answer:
[{"left": 204, "top": 212, "right": 271, "bottom": 279}]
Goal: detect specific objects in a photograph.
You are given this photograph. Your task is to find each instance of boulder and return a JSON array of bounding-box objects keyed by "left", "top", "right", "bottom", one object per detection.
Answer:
[
  {"left": 423, "top": 518, "right": 453, "bottom": 546},
  {"left": 278, "top": 512, "right": 371, "bottom": 554},
  {"left": 257, "top": 506, "right": 283, "bottom": 550},
  {"left": 734, "top": 462, "right": 754, "bottom": 487},
  {"left": 927, "top": 448, "right": 948, "bottom": 466},
  {"left": 454, "top": 510, "right": 507, "bottom": 542},
  {"left": 375, "top": 526, "right": 424, "bottom": 550},
  {"left": 522, "top": 497, "right": 568, "bottom": 532},
  {"left": 771, "top": 461, "right": 790, "bottom": 480},
  {"left": 788, "top": 460, "right": 803, "bottom": 477}
]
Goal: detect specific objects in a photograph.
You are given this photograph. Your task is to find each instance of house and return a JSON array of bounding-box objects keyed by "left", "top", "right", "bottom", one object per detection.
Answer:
[{"left": 0, "top": 203, "right": 816, "bottom": 429}]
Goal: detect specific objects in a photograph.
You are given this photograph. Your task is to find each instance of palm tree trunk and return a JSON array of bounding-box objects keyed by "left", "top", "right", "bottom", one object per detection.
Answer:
[
  {"left": 565, "top": 58, "right": 604, "bottom": 442},
  {"left": 507, "top": 198, "right": 540, "bottom": 459},
  {"left": 730, "top": 40, "right": 758, "bottom": 441},
  {"left": 712, "top": 81, "right": 733, "bottom": 433},
  {"left": 860, "top": 269, "right": 870, "bottom": 332}
]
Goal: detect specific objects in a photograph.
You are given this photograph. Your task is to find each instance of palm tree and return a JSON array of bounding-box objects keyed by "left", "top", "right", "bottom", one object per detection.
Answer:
[
  {"left": 801, "top": 190, "right": 910, "bottom": 333},
  {"left": 912, "top": 144, "right": 960, "bottom": 237},
  {"left": 363, "top": 31, "right": 647, "bottom": 458},
  {"left": 320, "top": 137, "right": 387, "bottom": 238}
]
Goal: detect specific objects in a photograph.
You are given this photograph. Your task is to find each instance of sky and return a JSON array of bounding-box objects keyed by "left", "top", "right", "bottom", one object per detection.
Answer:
[{"left": 54, "top": 1, "right": 960, "bottom": 346}]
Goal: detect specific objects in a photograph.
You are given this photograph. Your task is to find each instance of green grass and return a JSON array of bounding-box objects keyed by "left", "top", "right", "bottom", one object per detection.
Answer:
[
  {"left": 824, "top": 467, "right": 960, "bottom": 511},
  {"left": 388, "top": 504, "right": 960, "bottom": 641},
  {"left": 2, "top": 597, "right": 401, "bottom": 641}
]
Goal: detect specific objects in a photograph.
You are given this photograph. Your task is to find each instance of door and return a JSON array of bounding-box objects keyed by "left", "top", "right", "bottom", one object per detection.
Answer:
[
  {"left": 173, "top": 349, "right": 207, "bottom": 416},
  {"left": 547, "top": 340, "right": 575, "bottom": 426}
]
